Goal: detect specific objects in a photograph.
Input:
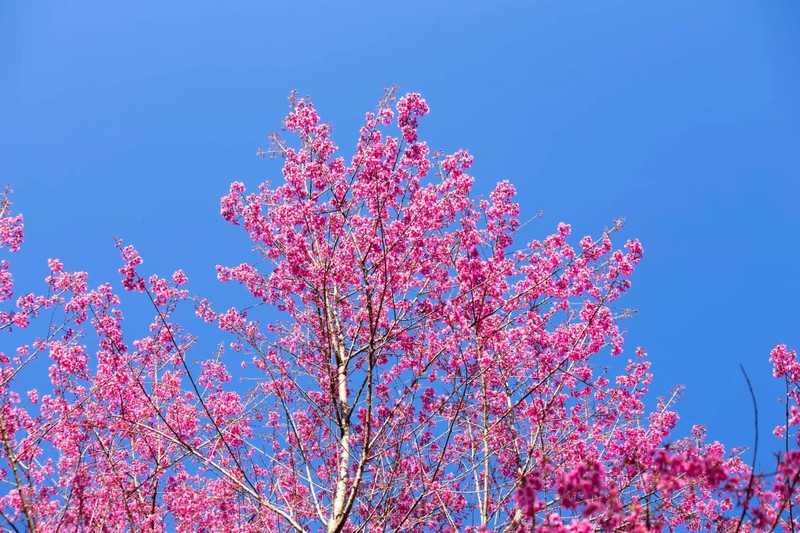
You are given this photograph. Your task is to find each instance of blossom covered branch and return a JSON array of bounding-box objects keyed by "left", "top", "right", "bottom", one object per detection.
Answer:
[{"left": 0, "top": 91, "right": 797, "bottom": 531}]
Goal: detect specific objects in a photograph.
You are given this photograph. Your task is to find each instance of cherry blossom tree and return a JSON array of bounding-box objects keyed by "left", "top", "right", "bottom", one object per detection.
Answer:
[{"left": 0, "top": 89, "right": 798, "bottom": 531}]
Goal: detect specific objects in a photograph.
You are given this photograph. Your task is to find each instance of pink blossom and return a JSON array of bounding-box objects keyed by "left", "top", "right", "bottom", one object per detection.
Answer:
[{"left": 0, "top": 93, "right": 794, "bottom": 533}]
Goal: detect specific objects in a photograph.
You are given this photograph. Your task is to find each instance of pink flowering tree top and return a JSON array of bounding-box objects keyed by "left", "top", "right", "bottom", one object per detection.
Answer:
[{"left": 0, "top": 89, "right": 798, "bottom": 531}]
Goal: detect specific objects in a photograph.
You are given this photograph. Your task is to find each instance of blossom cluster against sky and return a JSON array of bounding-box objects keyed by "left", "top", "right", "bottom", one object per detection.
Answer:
[{"left": 1, "top": 1, "right": 799, "bottom": 461}]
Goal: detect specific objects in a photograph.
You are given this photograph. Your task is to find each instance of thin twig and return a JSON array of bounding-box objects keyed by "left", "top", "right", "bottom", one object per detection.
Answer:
[{"left": 735, "top": 364, "right": 758, "bottom": 533}]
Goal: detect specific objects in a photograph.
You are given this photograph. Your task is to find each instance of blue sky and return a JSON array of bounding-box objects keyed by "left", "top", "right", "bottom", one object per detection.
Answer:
[{"left": 2, "top": 1, "right": 799, "bottom": 468}]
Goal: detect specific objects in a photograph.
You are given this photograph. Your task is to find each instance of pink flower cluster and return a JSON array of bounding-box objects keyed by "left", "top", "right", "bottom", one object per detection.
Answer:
[{"left": 0, "top": 92, "right": 795, "bottom": 531}]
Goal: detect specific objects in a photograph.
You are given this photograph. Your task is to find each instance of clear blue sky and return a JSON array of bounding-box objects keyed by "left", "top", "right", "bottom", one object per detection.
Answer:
[{"left": 2, "top": 1, "right": 799, "bottom": 466}]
